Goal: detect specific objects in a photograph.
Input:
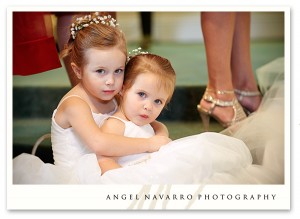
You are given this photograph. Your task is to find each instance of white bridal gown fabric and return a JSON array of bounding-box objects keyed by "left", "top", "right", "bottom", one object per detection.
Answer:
[{"left": 13, "top": 75, "right": 285, "bottom": 185}]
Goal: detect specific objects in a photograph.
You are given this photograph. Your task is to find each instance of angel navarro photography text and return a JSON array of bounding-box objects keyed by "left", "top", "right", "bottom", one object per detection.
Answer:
[{"left": 106, "top": 193, "right": 277, "bottom": 201}]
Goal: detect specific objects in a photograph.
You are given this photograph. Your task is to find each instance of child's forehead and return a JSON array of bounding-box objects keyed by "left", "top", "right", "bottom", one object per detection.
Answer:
[
  {"left": 134, "top": 72, "right": 158, "bottom": 83},
  {"left": 85, "top": 47, "right": 125, "bottom": 58},
  {"left": 84, "top": 47, "right": 126, "bottom": 64},
  {"left": 133, "top": 73, "right": 169, "bottom": 93}
]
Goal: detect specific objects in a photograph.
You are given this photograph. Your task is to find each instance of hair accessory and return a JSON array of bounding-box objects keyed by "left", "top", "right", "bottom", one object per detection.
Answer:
[
  {"left": 127, "top": 47, "right": 149, "bottom": 62},
  {"left": 70, "top": 12, "right": 119, "bottom": 39}
]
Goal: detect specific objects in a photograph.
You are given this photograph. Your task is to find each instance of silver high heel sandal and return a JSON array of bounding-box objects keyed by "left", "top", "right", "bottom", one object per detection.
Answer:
[
  {"left": 234, "top": 89, "right": 261, "bottom": 115},
  {"left": 197, "top": 88, "right": 247, "bottom": 131}
]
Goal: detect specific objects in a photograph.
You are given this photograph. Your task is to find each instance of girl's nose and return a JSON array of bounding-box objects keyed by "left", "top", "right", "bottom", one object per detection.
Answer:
[
  {"left": 143, "top": 101, "right": 152, "bottom": 111},
  {"left": 105, "top": 74, "right": 115, "bottom": 85}
]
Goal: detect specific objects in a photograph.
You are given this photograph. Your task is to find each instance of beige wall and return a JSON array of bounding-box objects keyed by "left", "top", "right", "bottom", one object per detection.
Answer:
[
  {"left": 117, "top": 12, "right": 285, "bottom": 43},
  {"left": 51, "top": 12, "right": 285, "bottom": 43}
]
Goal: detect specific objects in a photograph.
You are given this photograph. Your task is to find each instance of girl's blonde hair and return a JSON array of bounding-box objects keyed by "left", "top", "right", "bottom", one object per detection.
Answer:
[
  {"left": 124, "top": 54, "right": 176, "bottom": 105},
  {"left": 60, "top": 12, "right": 127, "bottom": 68}
]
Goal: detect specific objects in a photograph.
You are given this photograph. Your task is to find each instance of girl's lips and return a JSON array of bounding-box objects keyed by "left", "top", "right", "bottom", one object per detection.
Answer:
[
  {"left": 103, "top": 90, "right": 115, "bottom": 94},
  {"left": 140, "top": 114, "right": 149, "bottom": 119}
]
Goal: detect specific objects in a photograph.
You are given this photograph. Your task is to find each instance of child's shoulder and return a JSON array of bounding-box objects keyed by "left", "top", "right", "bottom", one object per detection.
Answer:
[
  {"left": 59, "top": 94, "right": 88, "bottom": 107},
  {"left": 56, "top": 94, "right": 92, "bottom": 119},
  {"left": 59, "top": 85, "right": 86, "bottom": 105},
  {"left": 54, "top": 94, "right": 92, "bottom": 129}
]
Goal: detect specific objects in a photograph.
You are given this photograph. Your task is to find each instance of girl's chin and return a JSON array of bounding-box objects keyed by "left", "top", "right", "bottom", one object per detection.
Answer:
[
  {"left": 100, "top": 94, "right": 116, "bottom": 101},
  {"left": 98, "top": 97, "right": 114, "bottom": 103},
  {"left": 134, "top": 119, "right": 154, "bottom": 127}
]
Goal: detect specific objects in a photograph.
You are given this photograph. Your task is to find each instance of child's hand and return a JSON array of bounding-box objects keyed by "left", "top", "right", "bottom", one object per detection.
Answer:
[{"left": 148, "top": 135, "right": 172, "bottom": 152}]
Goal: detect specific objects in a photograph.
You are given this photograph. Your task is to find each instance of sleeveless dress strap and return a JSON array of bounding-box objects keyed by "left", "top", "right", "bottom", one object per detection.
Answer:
[
  {"left": 108, "top": 116, "right": 128, "bottom": 124},
  {"left": 56, "top": 95, "right": 88, "bottom": 109},
  {"left": 56, "top": 95, "right": 118, "bottom": 115}
]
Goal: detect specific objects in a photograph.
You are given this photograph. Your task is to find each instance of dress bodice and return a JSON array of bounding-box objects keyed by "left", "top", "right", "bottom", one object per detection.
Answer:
[
  {"left": 51, "top": 96, "right": 117, "bottom": 168},
  {"left": 107, "top": 116, "right": 155, "bottom": 166},
  {"left": 108, "top": 116, "right": 155, "bottom": 138}
]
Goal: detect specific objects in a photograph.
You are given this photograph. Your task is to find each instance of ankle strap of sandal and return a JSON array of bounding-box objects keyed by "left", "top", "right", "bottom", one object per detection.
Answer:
[
  {"left": 234, "top": 89, "right": 261, "bottom": 96},
  {"left": 203, "top": 93, "right": 237, "bottom": 107},
  {"left": 206, "top": 88, "right": 234, "bottom": 95}
]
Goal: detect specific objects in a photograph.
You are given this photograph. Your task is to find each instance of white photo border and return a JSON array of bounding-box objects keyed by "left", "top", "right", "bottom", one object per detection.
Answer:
[{"left": 7, "top": 6, "right": 290, "bottom": 210}]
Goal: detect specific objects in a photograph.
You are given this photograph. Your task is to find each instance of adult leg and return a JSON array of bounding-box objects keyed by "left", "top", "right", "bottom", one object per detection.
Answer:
[
  {"left": 201, "top": 12, "right": 235, "bottom": 90},
  {"left": 231, "top": 12, "right": 262, "bottom": 113},
  {"left": 199, "top": 12, "right": 245, "bottom": 128}
]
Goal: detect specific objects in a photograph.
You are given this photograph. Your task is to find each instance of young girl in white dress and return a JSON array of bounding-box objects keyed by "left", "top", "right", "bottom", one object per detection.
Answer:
[
  {"left": 95, "top": 53, "right": 268, "bottom": 185},
  {"left": 97, "top": 53, "right": 284, "bottom": 185}
]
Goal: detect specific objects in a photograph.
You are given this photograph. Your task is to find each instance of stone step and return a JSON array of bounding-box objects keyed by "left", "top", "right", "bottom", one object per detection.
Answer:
[{"left": 13, "top": 86, "right": 206, "bottom": 121}]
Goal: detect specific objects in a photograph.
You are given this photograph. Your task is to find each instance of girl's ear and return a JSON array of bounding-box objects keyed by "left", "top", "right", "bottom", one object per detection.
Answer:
[{"left": 71, "top": 62, "right": 82, "bottom": 79}]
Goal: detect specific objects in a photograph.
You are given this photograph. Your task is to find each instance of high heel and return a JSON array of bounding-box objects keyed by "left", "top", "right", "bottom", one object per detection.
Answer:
[
  {"left": 197, "top": 88, "right": 247, "bottom": 131},
  {"left": 199, "top": 110, "right": 211, "bottom": 131},
  {"left": 234, "top": 89, "right": 262, "bottom": 115}
]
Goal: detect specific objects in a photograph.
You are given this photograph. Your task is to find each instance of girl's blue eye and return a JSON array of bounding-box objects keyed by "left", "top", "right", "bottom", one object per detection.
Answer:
[
  {"left": 96, "top": 69, "right": 105, "bottom": 74},
  {"left": 138, "top": 92, "right": 146, "bottom": 98},
  {"left": 115, "top": 69, "right": 124, "bottom": 74},
  {"left": 155, "top": 99, "right": 163, "bottom": 105}
]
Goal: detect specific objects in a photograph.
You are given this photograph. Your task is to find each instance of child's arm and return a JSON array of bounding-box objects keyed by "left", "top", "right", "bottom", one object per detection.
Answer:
[
  {"left": 98, "top": 157, "right": 121, "bottom": 175},
  {"left": 151, "top": 120, "right": 169, "bottom": 137},
  {"left": 97, "top": 118, "right": 126, "bottom": 174},
  {"left": 58, "top": 97, "right": 171, "bottom": 156}
]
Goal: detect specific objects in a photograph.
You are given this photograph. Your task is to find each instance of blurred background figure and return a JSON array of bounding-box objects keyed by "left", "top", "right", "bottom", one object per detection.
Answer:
[
  {"left": 13, "top": 12, "right": 61, "bottom": 76},
  {"left": 139, "top": 12, "right": 152, "bottom": 50}
]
